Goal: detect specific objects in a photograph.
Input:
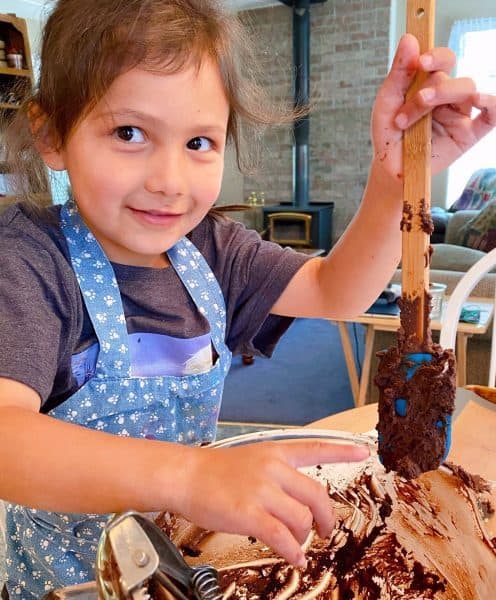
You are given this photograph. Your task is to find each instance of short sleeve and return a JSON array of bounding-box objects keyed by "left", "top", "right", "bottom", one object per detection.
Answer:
[
  {"left": 0, "top": 211, "right": 80, "bottom": 401},
  {"left": 191, "top": 215, "right": 310, "bottom": 357}
]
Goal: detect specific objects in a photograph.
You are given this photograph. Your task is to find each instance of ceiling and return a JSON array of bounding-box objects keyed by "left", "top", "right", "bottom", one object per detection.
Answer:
[{"left": 5, "top": 0, "right": 281, "bottom": 20}]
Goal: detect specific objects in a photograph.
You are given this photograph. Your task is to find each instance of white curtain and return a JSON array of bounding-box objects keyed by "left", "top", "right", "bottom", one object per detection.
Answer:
[
  {"left": 446, "top": 18, "right": 496, "bottom": 206},
  {"left": 448, "top": 17, "right": 496, "bottom": 63}
]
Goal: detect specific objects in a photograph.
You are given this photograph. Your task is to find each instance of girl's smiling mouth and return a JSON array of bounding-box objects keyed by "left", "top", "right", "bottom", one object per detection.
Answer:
[{"left": 128, "top": 206, "right": 183, "bottom": 226}]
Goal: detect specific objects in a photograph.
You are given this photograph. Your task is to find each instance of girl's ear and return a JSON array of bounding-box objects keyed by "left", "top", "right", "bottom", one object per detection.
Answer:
[{"left": 28, "top": 103, "right": 66, "bottom": 171}]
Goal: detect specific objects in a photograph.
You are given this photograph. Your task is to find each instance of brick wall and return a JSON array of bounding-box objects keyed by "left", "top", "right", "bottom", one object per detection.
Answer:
[{"left": 240, "top": 0, "right": 391, "bottom": 242}]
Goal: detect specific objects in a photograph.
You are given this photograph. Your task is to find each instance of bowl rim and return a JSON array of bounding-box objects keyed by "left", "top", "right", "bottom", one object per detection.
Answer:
[{"left": 209, "top": 427, "right": 377, "bottom": 449}]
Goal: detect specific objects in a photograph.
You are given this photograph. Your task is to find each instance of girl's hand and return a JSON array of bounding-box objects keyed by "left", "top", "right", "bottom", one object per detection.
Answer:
[
  {"left": 372, "top": 33, "right": 496, "bottom": 180},
  {"left": 172, "top": 440, "right": 369, "bottom": 567}
]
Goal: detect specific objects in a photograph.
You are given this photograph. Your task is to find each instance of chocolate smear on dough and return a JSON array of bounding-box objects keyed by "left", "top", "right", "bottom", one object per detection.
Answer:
[
  {"left": 445, "top": 462, "right": 492, "bottom": 494},
  {"left": 152, "top": 465, "right": 496, "bottom": 599}
]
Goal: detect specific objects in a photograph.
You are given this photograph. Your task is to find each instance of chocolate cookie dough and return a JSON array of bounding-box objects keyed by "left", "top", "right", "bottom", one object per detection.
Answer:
[
  {"left": 153, "top": 458, "right": 496, "bottom": 599},
  {"left": 375, "top": 291, "right": 456, "bottom": 479}
]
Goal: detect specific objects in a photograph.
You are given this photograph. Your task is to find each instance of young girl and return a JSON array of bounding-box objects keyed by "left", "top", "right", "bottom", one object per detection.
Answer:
[{"left": 0, "top": 0, "right": 494, "bottom": 597}]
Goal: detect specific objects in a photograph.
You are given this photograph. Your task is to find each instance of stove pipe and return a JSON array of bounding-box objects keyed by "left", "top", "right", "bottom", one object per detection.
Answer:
[
  {"left": 279, "top": 0, "right": 327, "bottom": 206},
  {"left": 292, "top": 0, "right": 310, "bottom": 208}
]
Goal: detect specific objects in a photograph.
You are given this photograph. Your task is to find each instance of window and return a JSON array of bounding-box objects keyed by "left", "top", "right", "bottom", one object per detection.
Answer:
[{"left": 447, "top": 18, "right": 496, "bottom": 207}]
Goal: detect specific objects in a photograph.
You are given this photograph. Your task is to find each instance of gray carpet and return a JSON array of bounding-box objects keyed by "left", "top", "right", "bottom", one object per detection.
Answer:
[{"left": 219, "top": 318, "right": 365, "bottom": 427}]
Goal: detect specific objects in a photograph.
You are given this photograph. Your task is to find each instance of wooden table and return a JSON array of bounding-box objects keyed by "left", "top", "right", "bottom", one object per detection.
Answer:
[
  {"left": 335, "top": 297, "right": 494, "bottom": 407},
  {"left": 310, "top": 387, "right": 496, "bottom": 482}
]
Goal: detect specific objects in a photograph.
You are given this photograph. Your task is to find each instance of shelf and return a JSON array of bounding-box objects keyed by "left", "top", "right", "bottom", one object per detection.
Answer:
[
  {"left": 0, "top": 66, "right": 31, "bottom": 78},
  {"left": 0, "top": 102, "right": 20, "bottom": 110},
  {"left": 0, "top": 13, "right": 43, "bottom": 206},
  {"left": 0, "top": 193, "right": 52, "bottom": 209},
  {"left": 0, "top": 195, "right": 16, "bottom": 211}
]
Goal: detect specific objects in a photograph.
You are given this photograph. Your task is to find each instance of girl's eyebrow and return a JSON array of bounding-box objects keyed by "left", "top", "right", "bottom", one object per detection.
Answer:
[
  {"left": 96, "top": 108, "right": 227, "bottom": 135},
  {"left": 96, "top": 108, "right": 156, "bottom": 123}
]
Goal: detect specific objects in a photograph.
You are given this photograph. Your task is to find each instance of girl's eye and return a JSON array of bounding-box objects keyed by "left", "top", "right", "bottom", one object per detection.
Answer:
[
  {"left": 187, "top": 137, "right": 212, "bottom": 152},
  {"left": 114, "top": 126, "right": 145, "bottom": 143}
]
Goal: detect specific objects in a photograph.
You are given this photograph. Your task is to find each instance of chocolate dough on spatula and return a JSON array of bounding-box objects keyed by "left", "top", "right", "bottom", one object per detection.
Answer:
[{"left": 375, "top": 292, "right": 456, "bottom": 479}]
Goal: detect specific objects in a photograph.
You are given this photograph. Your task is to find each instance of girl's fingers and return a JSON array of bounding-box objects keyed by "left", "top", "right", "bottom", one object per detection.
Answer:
[
  {"left": 186, "top": 441, "right": 369, "bottom": 568},
  {"left": 263, "top": 480, "right": 318, "bottom": 545},
  {"left": 384, "top": 38, "right": 453, "bottom": 94},
  {"left": 249, "top": 508, "right": 308, "bottom": 567},
  {"left": 248, "top": 472, "right": 334, "bottom": 566},
  {"left": 385, "top": 38, "right": 455, "bottom": 95},
  {"left": 277, "top": 463, "right": 336, "bottom": 539},
  {"left": 418, "top": 76, "right": 475, "bottom": 111},
  {"left": 395, "top": 76, "right": 477, "bottom": 130},
  {"left": 383, "top": 34, "right": 420, "bottom": 98},
  {"left": 378, "top": 37, "right": 458, "bottom": 132},
  {"left": 419, "top": 46, "right": 456, "bottom": 74},
  {"left": 473, "top": 92, "right": 496, "bottom": 114},
  {"left": 472, "top": 93, "right": 496, "bottom": 139},
  {"left": 278, "top": 440, "right": 370, "bottom": 469}
]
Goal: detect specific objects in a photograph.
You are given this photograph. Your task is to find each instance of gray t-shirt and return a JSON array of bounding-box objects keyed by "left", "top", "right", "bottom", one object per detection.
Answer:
[{"left": 0, "top": 203, "right": 309, "bottom": 411}]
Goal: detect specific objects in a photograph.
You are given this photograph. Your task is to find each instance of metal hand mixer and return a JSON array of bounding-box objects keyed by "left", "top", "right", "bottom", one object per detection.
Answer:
[{"left": 42, "top": 511, "right": 223, "bottom": 600}]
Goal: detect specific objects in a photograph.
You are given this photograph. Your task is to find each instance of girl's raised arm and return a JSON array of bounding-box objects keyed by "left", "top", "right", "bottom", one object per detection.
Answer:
[{"left": 271, "top": 35, "right": 496, "bottom": 321}]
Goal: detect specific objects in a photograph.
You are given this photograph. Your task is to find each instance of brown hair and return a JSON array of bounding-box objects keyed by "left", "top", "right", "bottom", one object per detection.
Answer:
[{"left": 3, "top": 0, "right": 299, "bottom": 206}]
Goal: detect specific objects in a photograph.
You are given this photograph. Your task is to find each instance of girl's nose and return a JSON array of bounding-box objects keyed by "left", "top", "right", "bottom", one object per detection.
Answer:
[{"left": 144, "top": 147, "right": 188, "bottom": 197}]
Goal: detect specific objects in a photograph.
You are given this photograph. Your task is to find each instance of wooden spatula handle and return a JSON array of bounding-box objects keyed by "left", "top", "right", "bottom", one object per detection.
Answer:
[{"left": 402, "top": 0, "right": 436, "bottom": 343}]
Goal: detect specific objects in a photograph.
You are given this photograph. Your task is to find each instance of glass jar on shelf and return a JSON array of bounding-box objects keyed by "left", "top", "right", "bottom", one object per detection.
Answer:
[{"left": 246, "top": 190, "right": 265, "bottom": 232}]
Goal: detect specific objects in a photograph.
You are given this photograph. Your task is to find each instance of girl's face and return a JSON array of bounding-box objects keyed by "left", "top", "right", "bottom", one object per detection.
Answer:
[{"left": 47, "top": 59, "right": 230, "bottom": 267}]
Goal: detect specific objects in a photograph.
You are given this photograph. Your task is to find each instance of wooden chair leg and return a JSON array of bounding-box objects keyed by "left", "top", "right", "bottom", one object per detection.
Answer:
[{"left": 242, "top": 354, "right": 255, "bottom": 365}]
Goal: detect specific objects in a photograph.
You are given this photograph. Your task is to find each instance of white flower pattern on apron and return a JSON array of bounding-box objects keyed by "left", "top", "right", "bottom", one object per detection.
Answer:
[{"left": 2, "top": 199, "right": 231, "bottom": 598}]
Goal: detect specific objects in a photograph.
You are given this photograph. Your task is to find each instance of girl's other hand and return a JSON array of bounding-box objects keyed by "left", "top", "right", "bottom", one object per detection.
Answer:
[
  {"left": 371, "top": 33, "right": 496, "bottom": 180},
  {"left": 170, "top": 440, "right": 369, "bottom": 567}
]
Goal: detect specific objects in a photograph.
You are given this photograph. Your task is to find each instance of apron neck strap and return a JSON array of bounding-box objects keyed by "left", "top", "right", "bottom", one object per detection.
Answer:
[{"left": 60, "top": 199, "right": 132, "bottom": 375}]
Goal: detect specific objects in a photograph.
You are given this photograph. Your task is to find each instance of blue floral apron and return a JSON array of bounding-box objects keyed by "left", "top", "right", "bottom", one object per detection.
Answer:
[{"left": 2, "top": 200, "right": 231, "bottom": 598}]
